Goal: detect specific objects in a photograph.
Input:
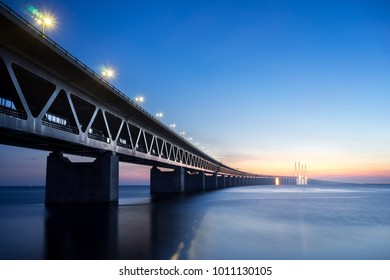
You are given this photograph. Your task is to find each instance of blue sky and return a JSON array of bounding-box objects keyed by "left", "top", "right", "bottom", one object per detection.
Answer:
[{"left": 1, "top": 0, "right": 389, "bottom": 185}]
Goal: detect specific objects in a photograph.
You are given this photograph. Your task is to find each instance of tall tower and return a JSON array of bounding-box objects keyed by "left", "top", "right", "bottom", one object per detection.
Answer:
[
  {"left": 294, "top": 162, "right": 308, "bottom": 185},
  {"left": 304, "top": 164, "right": 307, "bottom": 185},
  {"left": 298, "top": 162, "right": 302, "bottom": 185},
  {"left": 294, "top": 162, "right": 297, "bottom": 184}
]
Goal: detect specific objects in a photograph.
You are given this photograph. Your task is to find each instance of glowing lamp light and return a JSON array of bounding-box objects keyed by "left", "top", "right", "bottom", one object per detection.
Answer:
[
  {"left": 35, "top": 13, "right": 56, "bottom": 35},
  {"left": 156, "top": 112, "right": 163, "bottom": 118},
  {"left": 43, "top": 16, "right": 53, "bottom": 26},
  {"left": 28, "top": 5, "right": 56, "bottom": 36},
  {"left": 135, "top": 96, "right": 144, "bottom": 103},
  {"left": 101, "top": 66, "right": 116, "bottom": 81},
  {"left": 275, "top": 178, "right": 280, "bottom": 186}
]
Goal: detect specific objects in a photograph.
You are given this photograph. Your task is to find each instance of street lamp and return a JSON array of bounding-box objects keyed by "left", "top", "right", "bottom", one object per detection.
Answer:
[
  {"left": 169, "top": 124, "right": 176, "bottom": 129},
  {"left": 179, "top": 131, "right": 186, "bottom": 137},
  {"left": 28, "top": 5, "right": 56, "bottom": 36},
  {"left": 156, "top": 112, "right": 163, "bottom": 118},
  {"left": 36, "top": 13, "right": 55, "bottom": 35},
  {"left": 101, "top": 66, "right": 116, "bottom": 81},
  {"left": 135, "top": 96, "right": 144, "bottom": 103}
]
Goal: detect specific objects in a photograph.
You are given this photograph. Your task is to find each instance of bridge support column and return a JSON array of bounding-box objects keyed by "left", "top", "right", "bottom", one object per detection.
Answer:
[
  {"left": 45, "top": 152, "right": 119, "bottom": 204},
  {"left": 185, "top": 170, "right": 205, "bottom": 192},
  {"left": 225, "top": 175, "right": 233, "bottom": 187},
  {"left": 259, "top": 177, "right": 265, "bottom": 185},
  {"left": 150, "top": 166, "right": 184, "bottom": 193},
  {"left": 231, "top": 176, "right": 237, "bottom": 187},
  {"left": 205, "top": 173, "right": 217, "bottom": 190},
  {"left": 217, "top": 175, "right": 226, "bottom": 188}
]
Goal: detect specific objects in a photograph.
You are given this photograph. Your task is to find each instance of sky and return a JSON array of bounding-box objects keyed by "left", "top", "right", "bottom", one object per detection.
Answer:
[{"left": 1, "top": 0, "right": 389, "bottom": 185}]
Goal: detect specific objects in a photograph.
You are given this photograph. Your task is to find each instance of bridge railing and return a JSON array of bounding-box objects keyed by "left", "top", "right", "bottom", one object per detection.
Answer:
[{"left": 0, "top": 1, "right": 225, "bottom": 166}]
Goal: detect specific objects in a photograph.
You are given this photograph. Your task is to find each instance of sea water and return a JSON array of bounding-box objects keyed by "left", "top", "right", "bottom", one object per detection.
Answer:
[{"left": 0, "top": 184, "right": 389, "bottom": 259}]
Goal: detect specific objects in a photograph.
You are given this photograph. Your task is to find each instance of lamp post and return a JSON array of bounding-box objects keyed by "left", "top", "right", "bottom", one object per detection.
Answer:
[{"left": 156, "top": 112, "right": 163, "bottom": 119}]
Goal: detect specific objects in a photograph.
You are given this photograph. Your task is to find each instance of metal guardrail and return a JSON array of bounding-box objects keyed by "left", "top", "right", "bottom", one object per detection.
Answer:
[
  {"left": 0, "top": 106, "right": 27, "bottom": 119},
  {"left": 42, "top": 120, "right": 79, "bottom": 135},
  {"left": 87, "top": 133, "right": 111, "bottom": 144}
]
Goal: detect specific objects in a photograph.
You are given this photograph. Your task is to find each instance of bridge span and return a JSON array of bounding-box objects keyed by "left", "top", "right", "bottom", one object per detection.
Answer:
[{"left": 0, "top": 4, "right": 317, "bottom": 204}]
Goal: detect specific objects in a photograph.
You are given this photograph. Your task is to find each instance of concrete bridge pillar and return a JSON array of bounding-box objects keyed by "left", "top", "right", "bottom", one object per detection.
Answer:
[
  {"left": 45, "top": 152, "right": 119, "bottom": 204},
  {"left": 205, "top": 173, "right": 217, "bottom": 190},
  {"left": 217, "top": 175, "right": 226, "bottom": 188},
  {"left": 260, "top": 177, "right": 269, "bottom": 185},
  {"left": 225, "top": 176, "right": 232, "bottom": 187},
  {"left": 150, "top": 166, "right": 185, "bottom": 193},
  {"left": 230, "top": 176, "right": 236, "bottom": 187},
  {"left": 185, "top": 170, "right": 205, "bottom": 192}
]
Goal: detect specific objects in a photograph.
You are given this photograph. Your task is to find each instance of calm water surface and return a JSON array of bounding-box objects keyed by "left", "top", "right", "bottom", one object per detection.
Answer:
[{"left": 0, "top": 184, "right": 389, "bottom": 259}]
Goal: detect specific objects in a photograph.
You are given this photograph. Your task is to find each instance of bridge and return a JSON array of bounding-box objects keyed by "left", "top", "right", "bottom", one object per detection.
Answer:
[{"left": 0, "top": 4, "right": 329, "bottom": 204}]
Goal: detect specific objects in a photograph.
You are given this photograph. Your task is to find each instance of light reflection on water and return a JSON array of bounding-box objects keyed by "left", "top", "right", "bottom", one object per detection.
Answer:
[{"left": 0, "top": 184, "right": 389, "bottom": 259}]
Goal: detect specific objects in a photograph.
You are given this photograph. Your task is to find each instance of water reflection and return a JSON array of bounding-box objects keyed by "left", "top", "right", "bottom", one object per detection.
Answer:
[
  {"left": 45, "top": 205, "right": 119, "bottom": 259},
  {"left": 43, "top": 192, "right": 209, "bottom": 260}
]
